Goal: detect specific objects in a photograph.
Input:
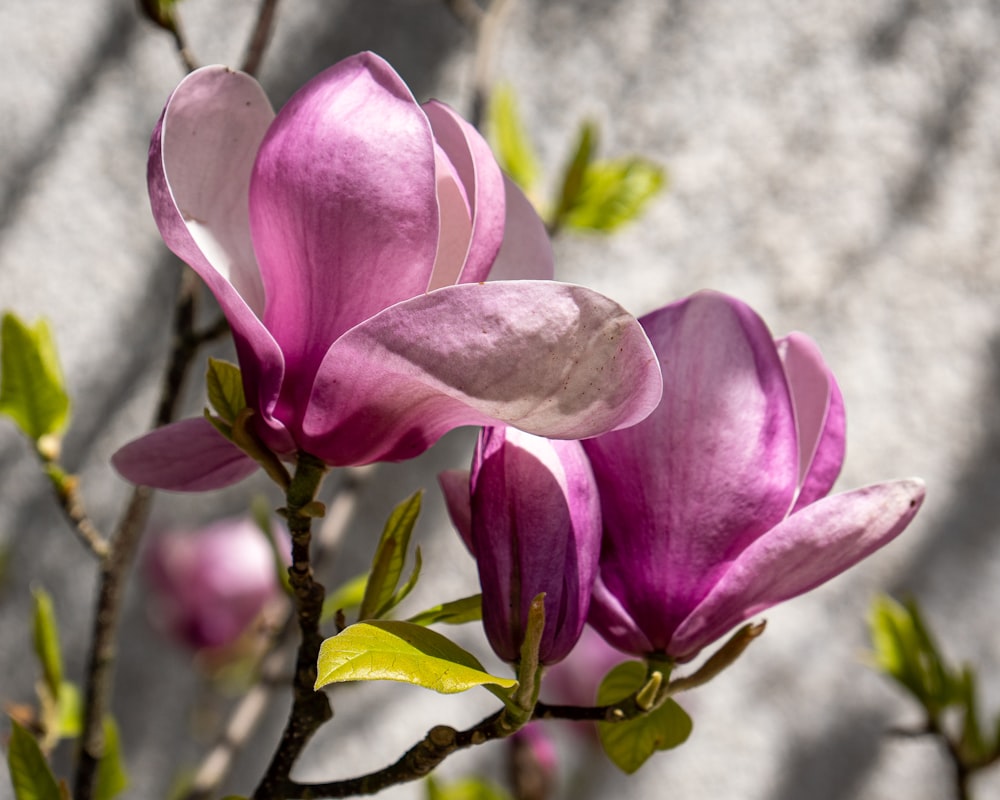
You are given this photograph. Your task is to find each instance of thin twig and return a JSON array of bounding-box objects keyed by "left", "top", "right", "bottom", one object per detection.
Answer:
[
  {"left": 242, "top": 0, "right": 283, "bottom": 77},
  {"left": 470, "top": 0, "right": 516, "bottom": 130},
  {"left": 49, "top": 472, "right": 110, "bottom": 559},
  {"left": 73, "top": 269, "right": 204, "bottom": 800},
  {"left": 442, "top": 0, "right": 485, "bottom": 28}
]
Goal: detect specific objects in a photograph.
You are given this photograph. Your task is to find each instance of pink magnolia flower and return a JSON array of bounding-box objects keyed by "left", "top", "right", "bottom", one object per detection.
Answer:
[
  {"left": 144, "top": 515, "right": 286, "bottom": 650},
  {"left": 440, "top": 426, "right": 601, "bottom": 665},
  {"left": 113, "top": 52, "right": 661, "bottom": 490},
  {"left": 583, "top": 291, "right": 925, "bottom": 661}
]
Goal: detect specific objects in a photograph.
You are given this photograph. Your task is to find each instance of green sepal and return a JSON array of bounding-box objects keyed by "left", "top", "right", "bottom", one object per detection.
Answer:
[
  {"left": 596, "top": 661, "right": 692, "bottom": 773},
  {"left": 0, "top": 313, "right": 70, "bottom": 443},
  {"left": 206, "top": 358, "right": 246, "bottom": 425},
  {"left": 94, "top": 717, "right": 128, "bottom": 800},
  {"left": 7, "top": 719, "right": 62, "bottom": 800},
  {"left": 562, "top": 156, "right": 665, "bottom": 233},
  {"left": 359, "top": 491, "right": 422, "bottom": 621},
  {"left": 488, "top": 84, "right": 540, "bottom": 193},
  {"left": 54, "top": 682, "right": 81, "bottom": 739},
  {"left": 425, "top": 775, "right": 513, "bottom": 800},
  {"left": 32, "top": 588, "right": 63, "bottom": 700},
  {"left": 138, "top": 0, "right": 180, "bottom": 32},
  {"left": 407, "top": 594, "right": 483, "bottom": 626},
  {"left": 321, "top": 573, "right": 368, "bottom": 623},
  {"left": 315, "top": 620, "right": 517, "bottom": 695}
]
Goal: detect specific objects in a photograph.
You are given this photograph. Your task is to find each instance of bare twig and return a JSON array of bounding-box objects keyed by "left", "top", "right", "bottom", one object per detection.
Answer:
[
  {"left": 73, "top": 269, "right": 205, "bottom": 800},
  {"left": 48, "top": 471, "right": 110, "bottom": 559},
  {"left": 442, "top": 0, "right": 485, "bottom": 28},
  {"left": 470, "top": 0, "right": 516, "bottom": 130},
  {"left": 242, "top": 0, "right": 283, "bottom": 77}
]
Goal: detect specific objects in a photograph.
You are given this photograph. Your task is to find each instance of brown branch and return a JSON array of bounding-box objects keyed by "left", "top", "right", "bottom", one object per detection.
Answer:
[
  {"left": 181, "top": 468, "right": 371, "bottom": 800},
  {"left": 73, "top": 268, "right": 206, "bottom": 800},
  {"left": 242, "top": 0, "right": 283, "bottom": 77},
  {"left": 47, "top": 469, "right": 109, "bottom": 559},
  {"left": 470, "top": 0, "right": 516, "bottom": 130},
  {"left": 252, "top": 453, "right": 333, "bottom": 800}
]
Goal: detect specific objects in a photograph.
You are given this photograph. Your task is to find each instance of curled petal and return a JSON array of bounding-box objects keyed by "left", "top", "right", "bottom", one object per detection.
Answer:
[
  {"left": 670, "top": 479, "right": 926, "bottom": 659},
  {"left": 250, "top": 52, "right": 439, "bottom": 398},
  {"left": 150, "top": 65, "right": 284, "bottom": 422},
  {"left": 438, "top": 468, "right": 473, "bottom": 552},
  {"left": 587, "top": 575, "right": 655, "bottom": 656},
  {"left": 583, "top": 291, "right": 798, "bottom": 645},
  {"left": 489, "top": 176, "right": 555, "bottom": 281},
  {"left": 111, "top": 417, "right": 259, "bottom": 491},
  {"left": 777, "top": 333, "right": 846, "bottom": 511},
  {"left": 301, "top": 281, "right": 662, "bottom": 466},
  {"left": 423, "top": 100, "right": 506, "bottom": 286}
]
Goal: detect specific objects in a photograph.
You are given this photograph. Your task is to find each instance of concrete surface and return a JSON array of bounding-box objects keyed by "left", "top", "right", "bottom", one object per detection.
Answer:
[{"left": 2, "top": 0, "right": 1000, "bottom": 798}]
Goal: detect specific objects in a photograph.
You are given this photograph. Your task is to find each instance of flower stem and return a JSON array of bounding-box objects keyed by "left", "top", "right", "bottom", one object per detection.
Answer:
[{"left": 252, "top": 452, "right": 333, "bottom": 800}]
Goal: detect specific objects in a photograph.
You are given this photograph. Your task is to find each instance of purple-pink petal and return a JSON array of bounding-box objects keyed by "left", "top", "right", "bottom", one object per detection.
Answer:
[
  {"left": 438, "top": 468, "right": 474, "bottom": 553},
  {"left": 149, "top": 65, "right": 285, "bottom": 427},
  {"left": 777, "top": 333, "right": 846, "bottom": 512},
  {"left": 582, "top": 291, "right": 798, "bottom": 648},
  {"left": 488, "top": 176, "right": 555, "bottom": 281},
  {"left": 669, "top": 479, "right": 926, "bottom": 659},
  {"left": 300, "top": 280, "right": 662, "bottom": 465},
  {"left": 112, "top": 417, "right": 259, "bottom": 491},
  {"left": 249, "top": 52, "right": 440, "bottom": 418},
  {"left": 422, "top": 100, "right": 506, "bottom": 286}
]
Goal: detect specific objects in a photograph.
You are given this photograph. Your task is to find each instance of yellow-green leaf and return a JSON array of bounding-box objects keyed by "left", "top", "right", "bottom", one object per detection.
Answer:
[
  {"left": 321, "top": 573, "right": 368, "bottom": 623},
  {"left": 359, "top": 492, "right": 422, "bottom": 621},
  {"left": 315, "top": 620, "right": 516, "bottom": 695},
  {"left": 32, "top": 588, "right": 62, "bottom": 700},
  {"left": 488, "top": 85, "right": 540, "bottom": 192},
  {"left": 426, "top": 775, "right": 512, "bottom": 800},
  {"left": 55, "top": 682, "right": 81, "bottom": 739},
  {"left": 7, "top": 720, "right": 62, "bottom": 800},
  {"left": 94, "top": 717, "right": 127, "bottom": 800},
  {"left": 205, "top": 358, "right": 246, "bottom": 424},
  {"left": 596, "top": 661, "right": 692, "bottom": 773},
  {"left": 550, "top": 121, "right": 597, "bottom": 230},
  {"left": 563, "top": 158, "right": 665, "bottom": 233},
  {"left": 0, "top": 313, "right": 70, "bottom": 442},
  {"left": 408, "top": 594, "right": 483, "bottom": 626}
]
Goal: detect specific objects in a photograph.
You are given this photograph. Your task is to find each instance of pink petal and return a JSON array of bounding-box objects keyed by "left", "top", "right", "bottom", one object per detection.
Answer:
[
  {"left": 112, "top": 417, "right": 259, "bottom": 491},
  {"left": 777, "top": 333, "right": 846, "bottom": 511},
  {"left": 670, "top": 479, "right": 926, "bottom": 659},
  {"left": 587, "top": 575, "right": 655, "bottom": 656},
  {"left": 582, "top": 291, "right": 799, "bottom": 645},
  {"left": 426, "top": 144, "right": 474, "bottom": 291},
  {"left": 438, "top": 468, "right": 474, "bottom": 552},
  {"left": 249, "top": 52, "right": 440, "bottom": 413},
  {"left": 300, "top": 281, "right": 662, "bottom": 466},
  {"left": 489, "top": 176, "right": 555, "bottom": 281},
  {"left": 150, "top": 66, "right": 285, "bottom": 423},
  {"left": 422, "top": 100, "right": 507, "bottom": 286}
]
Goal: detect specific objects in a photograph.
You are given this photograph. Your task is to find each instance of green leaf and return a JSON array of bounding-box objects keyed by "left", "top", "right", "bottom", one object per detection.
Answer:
[
  {"left": 596, "top": 661, "right": 693, "bottom": 773},
  {"left": 138, "top": 0, "right": 180, "bottom": 32},
  {"left": 550, "top": 121, "right": 597, "bottom": 230},
  {"left": 407, "top": 594, "right": 483, "bottom": 626},
  {"left": 321, "top": 573, "right": 368, "bottom": 623},
  {"left": 7, "top": 720, "right": 62, "bottom": 800},
  {"left": 94, "top": 717, "right": 128, "bottom": 800},
  {"left": 562, "top": 157, "right": 665, "bottom": 233},
  {"left": 55, "top": 682, "right": 81, "bottom": 739},
  {"left": 425, "top": 775, "right": 512, "bottom": 800},
  {"left": 359, "top": 492, "right": 422, "bottom": 621},
  {"left": 0, "top": 313, "right": 70, "bottom": 442},
  {"left": 377, "top": 546, "right": 422, "bottom": 618},
  {"left": 488, "top": 84, "right": 540, "bottom": 192},
  {"left": 32, "top": 588, "right": 63, "bottom": 700},
  {"left": 251, "top": 496, "right": 291, "bottom": 596},
  {"left": 315, "top": 620, "right": 516, "bottom": 695},
  {"left": 205, "top": 358, "right": 246, "bottom": 424}
]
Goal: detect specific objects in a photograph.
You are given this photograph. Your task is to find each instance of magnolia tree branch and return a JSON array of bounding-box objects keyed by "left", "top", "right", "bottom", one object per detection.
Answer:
[
  {"left": 242, "top": 0, "right": 283, "bottom": 77},
  {"left": 252, "top": 453, "right": 333, "bottom": 800},
  {"left": 73, "top": 270, "right": 213, "bottom": 800},
  {"left": 48, "top": 470, "right": 110, "bottom": 559},
  {"left": 470, "top": 0, "right": 516, "bottom": 129},
  {"left": 182, "top": 469, "right": 370, "bottom": 800}
]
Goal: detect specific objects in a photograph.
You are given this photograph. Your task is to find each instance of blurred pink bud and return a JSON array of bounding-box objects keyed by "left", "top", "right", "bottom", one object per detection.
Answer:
[{"left": 144, "top": 515, "right": 287, "bottom": 651}]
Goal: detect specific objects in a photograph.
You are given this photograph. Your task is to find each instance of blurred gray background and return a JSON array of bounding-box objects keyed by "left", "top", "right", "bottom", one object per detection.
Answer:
[{"left": 2, "top": 0, "right": 1000, "bottom": 798}]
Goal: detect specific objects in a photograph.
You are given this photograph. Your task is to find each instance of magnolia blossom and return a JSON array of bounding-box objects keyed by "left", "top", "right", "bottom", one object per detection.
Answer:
[
  {"left": 144, "top": 516, "right": 286, "bottom": 650},
  {"left": 583, "top": 291, "right": 925, "bottom": 661},
  {"left": 440, "top": 426, "right": 601, "bottom": 665},
  {"left": 113, "top": 52, "right": 661, "bottom": 490}
]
